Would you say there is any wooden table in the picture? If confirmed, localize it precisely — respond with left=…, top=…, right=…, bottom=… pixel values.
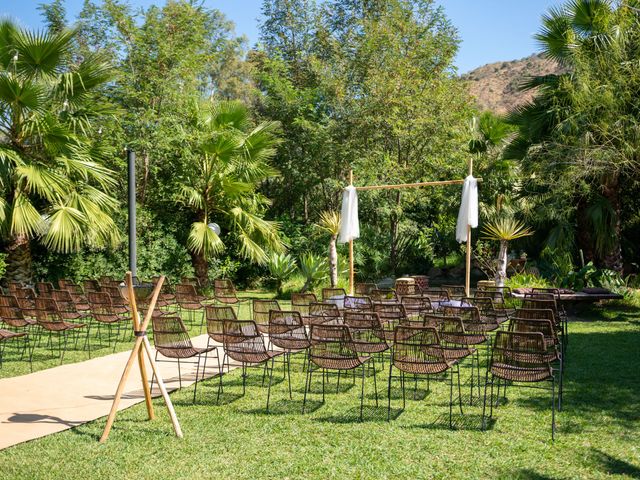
left=512, top=291, right=623, bottom=304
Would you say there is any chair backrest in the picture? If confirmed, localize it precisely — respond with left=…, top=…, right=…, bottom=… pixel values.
left=521, top=298, right=558, bottom=319
left=308, top=324, right=358, bottom=368
left=222, top=319, right=267, bottom=361
left=469, top=296, right=495, bottom=313
left=354, top=283, right=376, bottom=295
left=531, top=287, right=561, bottom=299
left=175, top=283, right=199, bottom=298
left=308, top=302, right=340, bottom=321
left=0, top=304, right=29, bottom=328
left=291, top=293, right=317, bottom=316
left=509, top=317, right=557, bottom=343
left=268, top=310, right=308, bottom=349
left=523, top=292, right=556, bottom=301
left=0, top=294, right=19, bottom=308
left=83, top=279, right=101, bottom=293
left=253, top=299, right=280, bottom=327
left=421, top=289, right=450, bottom=302
left=343, top=295, right=372, bottom=311
left=400, top=295, right=432, bottom=313
left=205, top=306, right=237, bottom=343
left=181, top=277, right=201, bottom=287
left=322, top=287, right=346, bottom=301
left=37, top=282, right=54, bottom=296
left=490, top=331, right=548, bottom=372
left=437, top=316, right=468, bottom=344
left=34, top=297, right=63, bottom=324
left=391, top=325, right=447, bottom=371
left=151, top=316, right=193, bottom=353
left=52, top=290, right=79, bottom=315
left=342, top=311, right=387, bottom=349
left=373, top=303, right=407, bottom=323
left=514, top=308, right=556, bottom=325
left=214, top=279, right=239, bottom=303
left=442, top=305, right=481, bottom=321
left=7, top=281, right=23, bottom=293
left=442, top=284, right=466, bottom=299
left=58, top=279, right=71, bottom=289
left=14, top=287, right=36, bottom=300
left=370, top=288, right=398, bottom=302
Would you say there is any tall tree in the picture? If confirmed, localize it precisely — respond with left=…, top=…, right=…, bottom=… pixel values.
left=0, top=20, right=120, bottom=283
left=178, top=101, right=284, bottom=282
left=506, top=0, right=640, bottom=272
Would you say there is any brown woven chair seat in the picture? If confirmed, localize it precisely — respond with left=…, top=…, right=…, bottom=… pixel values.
left=491, top=363, right=552, bottom=382
left=393, top=355, right=451, bottom=375
left=0, top=329, right=26, bottom=340
left=441, top=346, right=475, bottom=361
left=312, top=353, right=370, bottom=370
left=41, top=321, right=86, bottom=332
left=227, top=348, right=282, bottom=365
left=156, top=345, right=215, bottom=359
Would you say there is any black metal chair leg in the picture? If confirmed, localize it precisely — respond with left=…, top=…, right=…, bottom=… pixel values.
left=266, top=357, right=275, bottom=412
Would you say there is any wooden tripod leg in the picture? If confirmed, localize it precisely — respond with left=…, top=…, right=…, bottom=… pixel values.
left=142, top=336, right=183, bottom=438
left=99, top=336, right=144, bottom=443
left=138, top=346, right=155, bottom=420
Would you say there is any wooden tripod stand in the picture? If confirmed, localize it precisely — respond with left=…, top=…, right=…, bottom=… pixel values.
left=99, top=272, right=183, bottom=443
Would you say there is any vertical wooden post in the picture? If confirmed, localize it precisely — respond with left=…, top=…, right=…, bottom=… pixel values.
left=348, top=170, right=355, bottom=295
left=465, top=158, right=474, bottom=297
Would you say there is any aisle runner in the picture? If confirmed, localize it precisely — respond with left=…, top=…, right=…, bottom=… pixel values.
left=0, top=334, right=225, bottom=450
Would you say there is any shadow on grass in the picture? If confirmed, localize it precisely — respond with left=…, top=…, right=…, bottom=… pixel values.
left=591, top=449, right=640, bottom=478
left=409, top=413, right=487, bottom=431
left=315, top=405, right=401, bottom=423
left=510, top=468, right=560, bottom=480
left=245, top=399, right=323, bottom=415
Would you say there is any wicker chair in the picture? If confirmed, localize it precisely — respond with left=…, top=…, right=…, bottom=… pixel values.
left=101, top=285, right=130, bottom=315
left=88, top=292, right=131, bottom=350
left=468, top=297, right=509, bottom=325
left=291, top=292, right=317, bottom=322
left=52, top=290, right=87, bottom=322
left=343, top=295, right=373, bottom=312
left=342, top=311, right=389, bottom=358
left=400, top=295, right=432, bottom=319
left=442, top=285, right=466, bottom=300
left=213, top=279, right=251, bottom=316
left=37, top=282, right=55, bottom=296
left=395, top=282, right=420, bottom=297
left=219, top=319, right=285, bottom=410
left=34, top=297, right=89, bottom=362
left=354, top=283, right=377, bottom=295
left=387, top=324, right=463, bottom=426
left=269, top=310, right=311, bottom=399
left=203, top=306, right=235, bottom=393
left=252, top=299, right=281, bottom=334
left=442, top=305, right=499, bottom=334
left=151, top=316, right=216, bottom=403
left=374, top=303, right=408, bottom=341
left=83, top=279, right=101, bottom=294
left=0, top=301, right=37, bottom=330
left=308, top=302, right=341, bottom=325
left=482, top=331, right=557, bottom=439
left=370, top=288, right=398, bottom=303
left=303, top=323, right=377, bottom=420
left=509, top=316, right=563, bottom=409
left=61, top=284, right=91, bottom=313
left=175, top=284, right=207, bottom=330
left=421, top=288, right=450, bottom=303
left=0, top=328, right=30, bottom=369
left=14, top=287, right=38, bottom=318
left=321, top=287, right=346, bottom=302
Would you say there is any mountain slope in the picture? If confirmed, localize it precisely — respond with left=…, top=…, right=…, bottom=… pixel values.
left=462, top=53, right=565, bottom=115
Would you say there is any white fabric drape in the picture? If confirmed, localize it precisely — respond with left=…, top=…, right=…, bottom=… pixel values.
left=338, top=185, right=359, bottom=244
left=455, top=175, right=478, bottom=243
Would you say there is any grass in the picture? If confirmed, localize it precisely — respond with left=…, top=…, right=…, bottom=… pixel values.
left=1, top=299, right=639, bottom=479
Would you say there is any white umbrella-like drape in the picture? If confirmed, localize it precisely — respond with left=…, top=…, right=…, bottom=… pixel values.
left=455, top=175, right=478, bottom=242
left=338, top=185, right=359, bottom=244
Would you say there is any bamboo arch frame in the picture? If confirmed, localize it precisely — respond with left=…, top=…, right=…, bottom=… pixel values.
left=347, top=160, right=481, bottom=296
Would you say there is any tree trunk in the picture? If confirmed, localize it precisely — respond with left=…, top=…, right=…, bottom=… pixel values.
left=601, top=176, right=623, bottom=273
left=190, top=250, right=208, bottom=285
left=328, top=236, right=338, bottom=287
left=5, top=234, right=32, bottom=285
left=494, top=240, right=508, bottom=288
left=389, top=191, right=401, bottom=274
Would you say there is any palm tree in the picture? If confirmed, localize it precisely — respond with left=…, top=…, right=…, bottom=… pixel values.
left=315, top=210, right=341, bottom=287
left=0, top=21, right=120, bottom=283
left=505, top=0, right=640, bottom=272
left=179, top=100, right=285, bottom=282
left=482, top=217, right=533, bottom=287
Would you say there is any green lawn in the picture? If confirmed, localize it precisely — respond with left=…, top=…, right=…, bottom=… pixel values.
left=1, top=301, right=639, bottom=479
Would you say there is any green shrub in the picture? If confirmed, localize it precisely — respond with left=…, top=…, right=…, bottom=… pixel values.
left=505, top=272, right=551, bottom=290
left=267, top=253, right=297, bottom=296
left=299, top=253, right=329, bottom=292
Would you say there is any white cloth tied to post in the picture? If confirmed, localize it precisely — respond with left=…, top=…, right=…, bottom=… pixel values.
left=338, top=185, right=359, bottom=244
left=455, top=175, right=478, bottom=243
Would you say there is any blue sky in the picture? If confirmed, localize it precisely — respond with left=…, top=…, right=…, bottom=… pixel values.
left=2, top=0, right=562, bottom=73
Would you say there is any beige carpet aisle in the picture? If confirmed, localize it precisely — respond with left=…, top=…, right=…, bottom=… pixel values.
left=0, top=334, right=226, bottom=450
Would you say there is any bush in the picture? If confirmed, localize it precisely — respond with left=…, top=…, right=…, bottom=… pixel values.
left=267, top=252, right=297, bottom=296
left=299, top=253, right=329, bottom=292
left=506, top=272, right=551, bottom=290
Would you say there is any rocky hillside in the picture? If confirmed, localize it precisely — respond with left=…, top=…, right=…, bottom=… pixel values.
left=462, top=53, right=565, bottom=115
